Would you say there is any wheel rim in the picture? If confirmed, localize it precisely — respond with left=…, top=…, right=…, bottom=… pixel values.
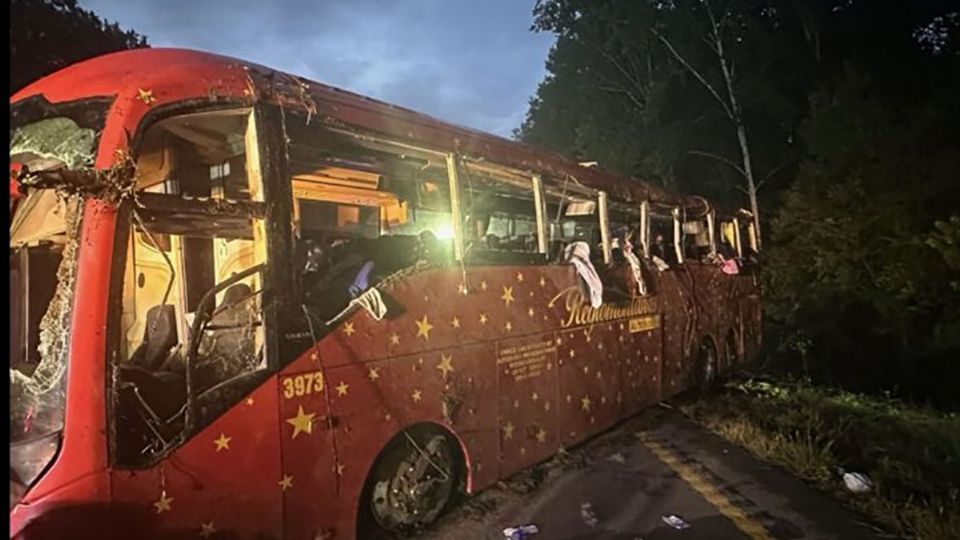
left=371, top=434, right=455, bottom=531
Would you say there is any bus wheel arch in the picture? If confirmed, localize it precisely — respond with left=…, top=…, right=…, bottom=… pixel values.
left=358, top=422, right=467, bottom=536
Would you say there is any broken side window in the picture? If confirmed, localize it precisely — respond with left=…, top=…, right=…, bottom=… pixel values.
left=113, top=109, right=271, bottom=466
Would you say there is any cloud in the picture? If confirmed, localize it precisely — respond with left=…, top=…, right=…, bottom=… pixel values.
left=78, top=0, right=554, bottom=136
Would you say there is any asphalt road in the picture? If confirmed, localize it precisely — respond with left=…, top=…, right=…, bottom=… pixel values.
left=416, top=406, right=880, bottom=540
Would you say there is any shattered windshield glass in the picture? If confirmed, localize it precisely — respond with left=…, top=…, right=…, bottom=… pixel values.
left=9, top=112, right=97, bottom=446
left=10, top=117, right=96, bottom=171
left=9, top=190, right=82, bottom=445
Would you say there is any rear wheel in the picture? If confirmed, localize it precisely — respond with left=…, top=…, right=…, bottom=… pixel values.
left=359, top=427, right=462, bottom=537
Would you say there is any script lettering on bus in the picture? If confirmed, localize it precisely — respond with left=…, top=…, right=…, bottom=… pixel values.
left=281, top=371, right=324, bottom=399
left=497, top=339, right=558, bottom=382
left=551, top=287, right=659, bottom=329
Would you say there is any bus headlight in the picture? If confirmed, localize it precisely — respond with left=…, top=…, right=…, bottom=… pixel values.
left=9, top=432, right=60, bottom=509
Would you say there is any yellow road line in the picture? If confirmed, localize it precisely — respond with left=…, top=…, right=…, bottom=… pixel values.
left=638, top=433, right=774, bottom=540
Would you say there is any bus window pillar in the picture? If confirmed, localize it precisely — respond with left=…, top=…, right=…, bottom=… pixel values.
left=532, top=174, right=548, bottom=255
left=672, top=207, right=684, bottom=264
left=598, top=191, right=612, bottom=264
left=707, top=210, right=717, bottom=257
left=444, top=153, right=465, bottom=262
left=748, top=220, right=759, bottom=253
left=732, top=216, right=743, bottom=258
left=640, top=200, right=650, bottom=257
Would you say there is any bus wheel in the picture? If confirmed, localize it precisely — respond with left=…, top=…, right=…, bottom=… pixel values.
left=694, top=338, right=718, bottom=392
left=363, top=427, right=461, bottom=535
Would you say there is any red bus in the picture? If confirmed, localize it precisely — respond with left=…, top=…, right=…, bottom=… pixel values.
left=9, top=48, right=762, bottom=540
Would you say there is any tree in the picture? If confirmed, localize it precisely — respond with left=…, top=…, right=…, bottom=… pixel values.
left=519, top=0, right=805, bottom=217
left=11, top=0, right=148, bottom=94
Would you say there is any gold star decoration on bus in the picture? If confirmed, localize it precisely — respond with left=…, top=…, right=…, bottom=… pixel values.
left=528, top=307, right=535, bottom=318
left=390, top=333, right=400, bottom=346
left=581, top=395, right=592, bottom=412
left=286, top=406, right=315, bottom=439
left=516, top=272, right=524, bottom=282
left=336, top=463, right=345, bottom=476
left=536, top=427, right=548, bottom=443
left=411, top=389, right=423, bottom=402
left=415, top=316, right=434, bottom=340
left=213, top=433, right=231, bottom=452
left=335, top=381, right=349, bottom=396
left=367, top=367, right=380, bottom=381
left=153, top=491, right=173, bottom=514
left=502, top=421, right=515, bottom=440
left=539, top=276, right=547, bottom=288
left=504, top=321, right=513, bottom=332
left=278, top=475, right=294, bottom=491
left=200, top=522, right=217, bottom=538
left=479, top=313, right=488, bottom=325
left=480, top=280, right=488, bottom=291
left=436, top=354, right=454, bottom=378
left=137, top=88, right=156, bottom=105
left=451, top=317, right=461, bottom=328
left=343, top=322, right=356, bottom=337
left=245, top=397, right=255, bottom=406
left=501, top=286, right=515, bottom=306
left=531, top=392, right=539, bottom=401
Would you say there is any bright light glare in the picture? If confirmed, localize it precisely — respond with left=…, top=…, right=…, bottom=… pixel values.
left=435, top=224, right=455, bottom=239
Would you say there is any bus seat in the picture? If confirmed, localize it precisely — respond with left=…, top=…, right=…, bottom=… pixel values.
left=129, top=305, right=178, bottom=371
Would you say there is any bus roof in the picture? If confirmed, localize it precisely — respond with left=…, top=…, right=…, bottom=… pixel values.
left=12, top=48, right=708, bottom=211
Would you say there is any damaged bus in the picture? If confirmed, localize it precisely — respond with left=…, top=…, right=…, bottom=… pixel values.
left=9, top=49, right=762, bottom=540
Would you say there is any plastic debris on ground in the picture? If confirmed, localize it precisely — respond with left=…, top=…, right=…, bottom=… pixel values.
left=837, top=468, right=873, bottom=493
left=503, top=524, right=539, bottom=539
left=580, top=502, right=599, bottom=527
left=607, top=452, right=626, bottom=464
left=662, top=515, right=691, bottom=529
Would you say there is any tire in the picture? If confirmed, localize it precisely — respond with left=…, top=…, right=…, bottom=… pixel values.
left=358, top=426, right=462, bottom=538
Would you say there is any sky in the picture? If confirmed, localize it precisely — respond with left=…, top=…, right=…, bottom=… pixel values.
left=78, top=0, right=556, bottom=138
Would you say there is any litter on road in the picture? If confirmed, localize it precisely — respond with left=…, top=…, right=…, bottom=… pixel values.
left=503, top=524, right=539, bottom=539
left=662, top=514, right=691, bottom=529
left=580, top=502, right=599, bottom=527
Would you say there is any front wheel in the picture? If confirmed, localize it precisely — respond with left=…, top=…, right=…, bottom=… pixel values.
left=360, top=427, right=462, bottom=537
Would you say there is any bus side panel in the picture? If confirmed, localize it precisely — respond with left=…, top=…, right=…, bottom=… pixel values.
left=557, top=323, right=621, bottom=446
left=619, top=320, right=664, bottom=416
left=276, top=357, right=339, bottom=540
left=657, top=271, right=688, bottom=399
left=496, top=332, right=560, bottom=477
left=109, top=377, right=284, bottom=540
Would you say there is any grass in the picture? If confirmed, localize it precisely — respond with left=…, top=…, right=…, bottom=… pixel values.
left=677, top=377, right=960, bottom=540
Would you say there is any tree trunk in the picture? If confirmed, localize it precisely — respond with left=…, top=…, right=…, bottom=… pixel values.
left=735, top=123, right=762, bottom=249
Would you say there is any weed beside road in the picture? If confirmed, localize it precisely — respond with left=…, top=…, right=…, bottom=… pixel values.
left=678, top=378, right=960, bottom=540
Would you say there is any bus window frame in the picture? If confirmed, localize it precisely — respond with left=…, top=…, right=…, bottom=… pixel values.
left=598, top=191, right=612, bottom=265
left=106, top=102, right=292, bottom=469
left=732, top=216, right=743, bottom=257
left=672, top=207, right=684, bottom=265
left=640, top=200, right=650, bottom=257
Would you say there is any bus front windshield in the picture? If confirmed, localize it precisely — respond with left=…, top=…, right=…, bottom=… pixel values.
left=9, top=114, right=93, bottom=452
